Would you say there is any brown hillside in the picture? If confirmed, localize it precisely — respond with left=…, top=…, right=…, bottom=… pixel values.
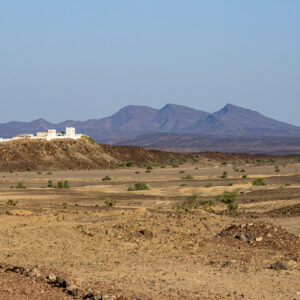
left=0, top=138, right=297, bottom=171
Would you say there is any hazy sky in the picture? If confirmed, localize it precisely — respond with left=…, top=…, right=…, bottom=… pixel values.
left=1, top=1, right=299, bottom=125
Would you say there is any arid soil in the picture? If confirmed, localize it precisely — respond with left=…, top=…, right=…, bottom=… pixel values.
left=0, top=156, right=300, bottom=299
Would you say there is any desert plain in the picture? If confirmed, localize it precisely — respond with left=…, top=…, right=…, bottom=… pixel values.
left=0, top=157, right=300, bottom=299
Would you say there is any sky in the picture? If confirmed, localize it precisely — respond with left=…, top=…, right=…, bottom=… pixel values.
left=0, top=1, right=299, bottom=125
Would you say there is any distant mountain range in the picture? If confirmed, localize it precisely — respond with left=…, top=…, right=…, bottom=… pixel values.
left=1, top=103, right=300, bottom=153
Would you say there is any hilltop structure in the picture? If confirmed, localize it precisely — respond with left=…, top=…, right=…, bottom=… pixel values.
left=0, top=127, right=83, bottom=143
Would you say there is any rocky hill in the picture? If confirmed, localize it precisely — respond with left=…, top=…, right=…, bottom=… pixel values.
left=0, top=138, right=297, bottom=171
left=0, top=139, right=196, bottom=171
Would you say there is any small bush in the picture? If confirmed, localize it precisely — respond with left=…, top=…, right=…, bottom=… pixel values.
left=217, top=189, right=240, bottom=212
left=199, top=199, right=216, bottom=211
left=179, top=170, right=185, bottom=174
left=181, top=174, right=194, bottom=180
left=200, top=199, right=216, bottom=206
left=242, top=175, right=247, bottom=179
left=47, top=172, right=53, bottom=175
left=180, top=183, right=187, bottom=186
left=295, top=157, right=300, bottom=162
left=135, top=171, right=140, bottom=174
left=146, top=165, right=153, bottom=170
left=119, top=163, right=125, bottom=167
left=135, top=182, right=149, bottom=190
left=102, top=176, right=112, bottom=181
left=63, top=180, right=70, bottom=188
left=82, top=135, right=96, bottom=144
left=128, top=182, right=149, bottom=191
left=62, top=202, right=68, bottom=208
left=222, top=162, right=228, bottom=165
left=9, top=169, right=14, bottom=173
left=47, top=180, right=54, bottom=188
left=173, top=194, right=199, bottom=212
left=126, top=161, right=135, bottom=167
left=37, top=172, right=42, bottom=175
left=240, top=169, right=246, bottom=172
left=16, top=182, right=26, bottom=189
left=7, top=199, right=18, bottom=206
left=57, top=181, right=64, bottom=189
left=221, top=171, right=228, bottom=179
left=104, top=199, right=116, bottom=207
left=145, top=170, right=151, bottom=173
left=274, top=166, right=280, bottom=172
left=252, top=178, right=267, bottom=186
left=160, top=165, right=165, bottom=168
left=205, top=182, right=213, bottom=188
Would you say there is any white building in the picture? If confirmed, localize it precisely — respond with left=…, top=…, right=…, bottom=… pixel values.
left=0, top=127, right=84, bottom=143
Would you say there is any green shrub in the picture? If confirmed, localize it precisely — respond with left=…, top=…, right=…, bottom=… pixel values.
left=47, top=180, right=54, bottom=188
left=37, top=172, right=42, bottom=175
left=217, top=189, right=240, bottom=212
left=7, top=199, right=18, bottom=206
left=180, top=183, right=187, bottom=186
left=205, top=182, right=213, bottom=188
left=47, top=171, right=53, bottom=175
left=63, top=180, right=70, bottom=188
left=57, top=181, right=64, bottom=189
left=221, top=171, right=228, bottom=179
left=135, top=182, right=149, bottom=190
left=274, top=166, right=280, bottom=172
left=82, top=135, right=96, bottom=144
left=119, top=163, right=125, bottom=167
left=199, top=199, right=216, bottom=211
left=16, top=182, right=26, bottom=189
left=240, top=169, right=246, bottom=172
left=128, top=182, right=149, bottom=191
left=181, top=174, right=194, bottom=180
left=9, top=169, right=14, bottom=173
left=173, top=194, right=199, bottom=212
left=295, top=157, right=300, bottom=162
left=102, top=176, right=112, bottom=181
left=104, top=199, right=116, bottom=207
left=62, top=202, right=67, bottom=208
left=126, top=161, right=135, bottom=167
left=242, top=175, right=247, bottom=179
left=145, top=170, right=151, bottom=173
left=146, top=165, right=153, bottom=170
left=179, top=170, right=185, bottom=174
left=252, top=178, right=267, bottom=186
left=222, top=162, right=228, bottom=165
left=135, top=171, right=140, bottom=174
left=199, top=199, right=216, bottom=206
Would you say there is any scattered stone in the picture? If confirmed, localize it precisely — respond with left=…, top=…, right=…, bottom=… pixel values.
left=139, top=229, right=153, bottom=237
left=48, top=273, right=57, bottom=283
left=235, top=232, right=249, bottom=242
left=5, top=266, right=27, bottom=275
left=30, top=266, right=41, bottom=278
left=66, top=284, right=80, bottom=295
left=269, top=262, right=289, bottom=270
left=255, top=236, right=263, bottom=242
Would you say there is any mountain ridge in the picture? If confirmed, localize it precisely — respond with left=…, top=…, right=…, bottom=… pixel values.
left=0, top=104, right=300, bottom=144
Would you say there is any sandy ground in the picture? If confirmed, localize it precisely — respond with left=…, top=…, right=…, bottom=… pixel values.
left=0, top=160, right=300, bottom=299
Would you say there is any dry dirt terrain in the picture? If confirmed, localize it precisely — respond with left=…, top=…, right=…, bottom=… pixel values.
left=0, top=152, right=300, bottom=299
